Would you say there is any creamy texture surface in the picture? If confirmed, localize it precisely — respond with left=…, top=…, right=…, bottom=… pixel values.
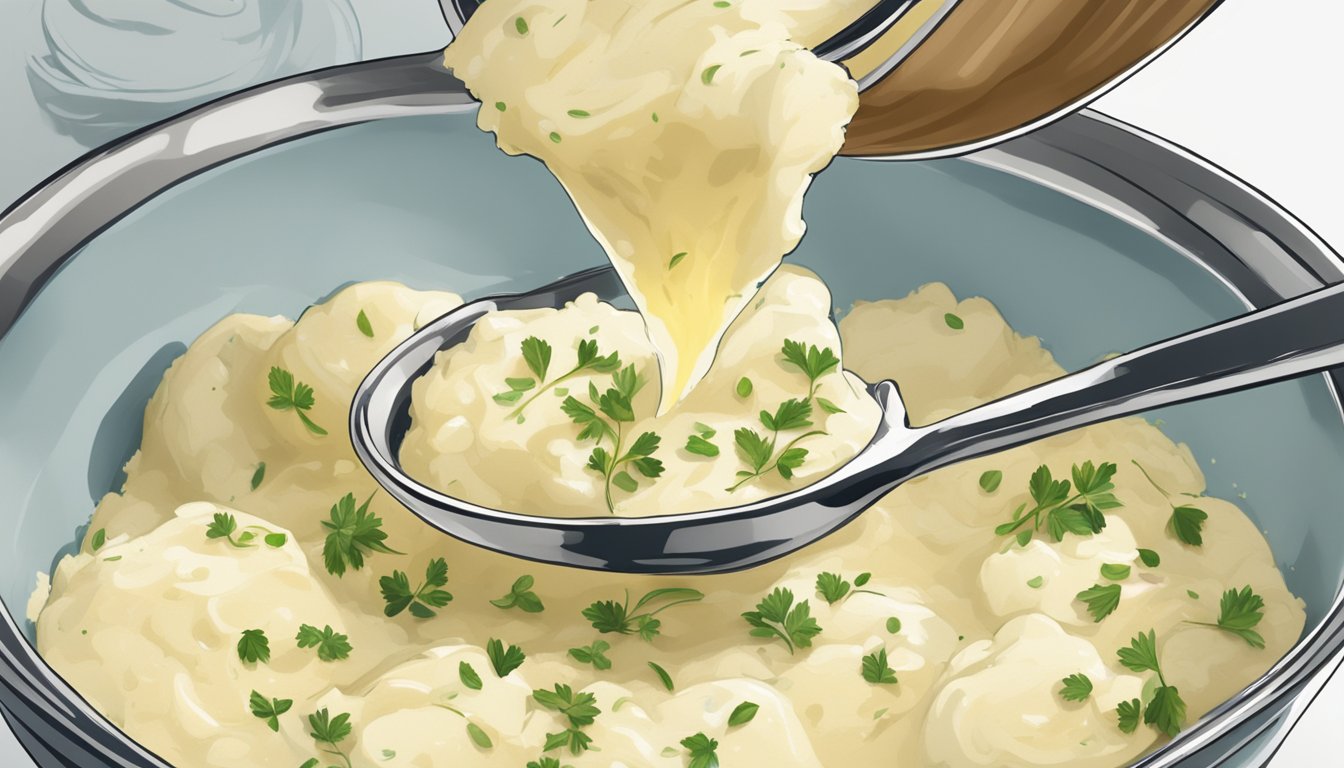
left=33, top=279, right=1304, bottom=767
left=443, top=0, right=861, bottom=409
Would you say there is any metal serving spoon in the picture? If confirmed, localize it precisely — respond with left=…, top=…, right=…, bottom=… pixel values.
left=352, top=263, right=1344, bottom=575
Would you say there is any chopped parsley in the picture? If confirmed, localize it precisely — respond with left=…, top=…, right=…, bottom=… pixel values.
left=562, top=364, right=663, bottom=513
left=248, top=690, right=292, bottom=732
left=742, top=587, right=821, bottom=654
left=581, top=588, right=704, bottom=641
left=1076, top=583, right=1122, bottom=622
left=459, top=661, right=483, bottom=690
left=886, top=616, right=902, bottom=634
left=668, top=251, right=688, bottom=269
left=685, top=422, right=720, bottom=457
left=89, top=528, right=107, bottom=552
left=295, top=624, right=352, bottom=662
left=356, top=309, right=374, bottom=338
left=514, top=17, right=529, bottom=35
left=306, top=708, right=353, bottom=768
left=527, top=759, right=569, bottom=768
left=1115, top=629, right=1186, bottom=737
left=250, top=463, right=265, bottom=490
left=1132, top=460, right=1207, bottom=546
left=1138, top=548, right=1161, bottom=567
left=466, top=722, right=493, bottom=749
left=728, top=701, right=759, bottom=727
left=815, top=571, right=882, bottom=604
left=496, top=337, right=619, bottom=420
left=321, top=492, right=400, bottom=576
left=265, top=366, right=327, bottom=436
left=534, top=684, right=600, bottom=755
left=1190, top=585, right=1266, bottom=648
left=237, top=628, right=271, bottom=664
left=567, top=109, right=591, bottom=118
left=205, top=512, right=285, bottom=549
left=1101, top=563, right=1132, bottom=581
left=994, top=461, right=1121, bottom=546
left=648, top=661, right=674, bottom=690
left=780, top=339, right=840, bottom=400
left=861, top=648, right=898, bottom=685
left=944, top=312, right=964, bottom=330
left=701, top=65, right=722, bottom=85
left=978, top=470, right=1003, bottom=493
left=736, top=377, right=753, bottom=397
left=487, top=637, right=526, bottom=677
left=1059, top=673, right=1093, bottom=702
left=681, top=732, right=719, bottom=768
left=380, top=557, right=453, bottom=618
left=568, top=640, right=612, bottom=670
left=1026, top=576, right=1044, bottom=589
left=490, top=575, right=544, bottom=613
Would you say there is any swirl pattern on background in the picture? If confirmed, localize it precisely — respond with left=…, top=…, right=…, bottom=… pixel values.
left=27, top=0, right=362, bottom=145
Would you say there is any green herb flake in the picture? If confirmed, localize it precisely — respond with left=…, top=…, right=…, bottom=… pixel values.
left=265, top=366, right=327, bottom=436
left=648, top=661, right=674, bottom=690
left=944, top=312, right=964, bottom=330
left=1076, top=583, right=1121, bottom=622
left=1026, top=576, right=1044, bottom=589
left=515, top=17, right=529, bottom=35
left=978, top=470, right=1003, bottom=493
left=1059, top=673, right=1093, bottom=702
left=722, top=701, right=759, bottom=730
left=567, top=109, right=591, bottom=118
left=295, top=624, right=352, bottom=661
left=90, top=528, right=106, bottom=552
left=249, top=463, right=266, bottom=491
left=681, top=732, right=719, bottom=768
left=742, top=587, right=821, bottom=654
left=1101, top=563, right=1132, bottom=581
left=491, top=574, right=544, bottom=613
left=237, top=628, right=271, bottom=664
left=467, top=722, right=492, bottom=749
left=668, top=251, right=687, bottom=269
left=568, top=640, right=613, bottom=670
left=248, top=690, right=292, bottom=732
left=1138, top=548, right=1161, bottom=567
left=1187, top=589, right=1200, bottom=599
left=459, top=660, right=483, bottom=690
left=322, top=492, right=400, bottom=576
left=886, top=616, right=902, bottom=634
left=1193, top=585, right=1265, bottom=648
left=356, top=309, right=374, bottom=338
left=380, top=558, right=452, bottom=619
left=495, top=101, right=507, bottom=112
left=1116, top=698, right=1142, bottom=734
left=1170, top=505, right=1208, bottom=546
left=582, top=587, right=703, bottom=641
left=736, top=377, right=753, bottom=398
left=487, top=638, right=526, bottom=677
left=994, top=461, right=1121, bottom=546
left=701, top=65, right=722, bottom=85
left=861, top=648, right=899, bottom=685
left=549, top=131, right=562, bottom=144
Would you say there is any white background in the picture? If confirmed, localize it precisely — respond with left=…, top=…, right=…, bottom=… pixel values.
left=0, top=0, right=1340, bottom=764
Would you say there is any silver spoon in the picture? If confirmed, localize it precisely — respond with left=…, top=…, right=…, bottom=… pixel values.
left=351, top=263, right=1344, bottom=574
left=0, top=0, right=958, bottom=334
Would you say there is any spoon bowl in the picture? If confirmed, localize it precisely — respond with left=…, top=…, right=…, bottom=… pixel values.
left=351, top=263, right=1344, bottom=574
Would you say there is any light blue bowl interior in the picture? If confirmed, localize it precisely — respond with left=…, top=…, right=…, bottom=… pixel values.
left=1, top=115, right=1341, bottom=759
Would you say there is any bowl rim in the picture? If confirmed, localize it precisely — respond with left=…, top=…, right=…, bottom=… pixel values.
left=0, top=108, right=1341, bottom=766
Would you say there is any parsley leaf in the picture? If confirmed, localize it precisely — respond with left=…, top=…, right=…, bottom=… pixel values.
left=487, top=637, right=526, bottom=677
left=466, top=722, right=492, bottom=749
left=266, top=366, right=327, bottom=436
left=1138, top=548, right=1161, bottom=567
left=994, top=461, right=1121, bottom=545
left=248, top=690, right=292, bottom=732
left=979, top=470, right=1003, bottom=493
left=781, top=339, right=840, bottom=399
left=861, top=648, right=899, bottom=685
left=1101, top=563, right=1131, bottom=581
left=685, top=422, right=720, bottom=457
left=681, top=732, right=720, bottom=768
left=205, top=512, right=285, bottom=550
left=816, top=571, right=881, bottom=604
left=1192, top=585, right=1266, bottom=648
left=459, top=661, right=483, bottom=690
left=567, top=640, right=612, bottom=670
left=1116, top=698, right=1142, bottom=734
left=1115, top=629, right=1187, bottom=737
left=526, top=759, right=569, bottom=768
left=648, top=661, right=674, bottom=690
left=237, top=628, right=270, bottom=664
left=581, top=588, right=703, bottom=641
left=741, top=587, right=822, bottom=654
left=380, top=557, right=453, bottom=618
left=1170, top=505, right=1208, bottom=546
left=306, top=708, right=353, bottom=767
left=356, top=309, right=374, bottom=338
left=490, top=574, right=544, bottom=613
left=321, top=492, right=400, bottom=576
left=1076, top=583, right=1122, bottom=622
left=500, top=337, right=620, bottom=420
left=1059, top=673, right=1093, bottom=702
left=295, top=624, right=352, bottom=662
left=564, top=364, right=662, bottom=512
left=728, top=701, right=759, bottom=727
left=533, top=684, right=600, bottom=755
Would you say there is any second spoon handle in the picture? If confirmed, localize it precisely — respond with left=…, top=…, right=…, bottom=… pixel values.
left=907, top=280, right=1344, bottom=474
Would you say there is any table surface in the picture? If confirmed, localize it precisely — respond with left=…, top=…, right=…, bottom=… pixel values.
left=0, top=0, right=1338, bottom=764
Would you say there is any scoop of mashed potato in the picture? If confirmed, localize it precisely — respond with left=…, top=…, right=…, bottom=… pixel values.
left=401, top=266, right=882, bottom=516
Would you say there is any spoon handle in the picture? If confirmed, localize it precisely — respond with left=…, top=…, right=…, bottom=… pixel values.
left=0, top=51, right=473, bottom=338
left=908, top=281, right=1344, bottom=473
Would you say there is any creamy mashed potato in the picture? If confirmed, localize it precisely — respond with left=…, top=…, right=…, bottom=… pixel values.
left=401, top=266, right=881, bottom=516
left=32, top=278, right=1303, bottom=767
left=443, top=0, right=861, bottom=409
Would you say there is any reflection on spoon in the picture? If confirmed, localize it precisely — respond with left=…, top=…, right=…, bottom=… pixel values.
left=27, top=0, right=362, bottom=146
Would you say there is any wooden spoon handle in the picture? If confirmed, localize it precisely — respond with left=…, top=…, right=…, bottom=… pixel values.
left=841, top=0, right=1222, bottom=157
